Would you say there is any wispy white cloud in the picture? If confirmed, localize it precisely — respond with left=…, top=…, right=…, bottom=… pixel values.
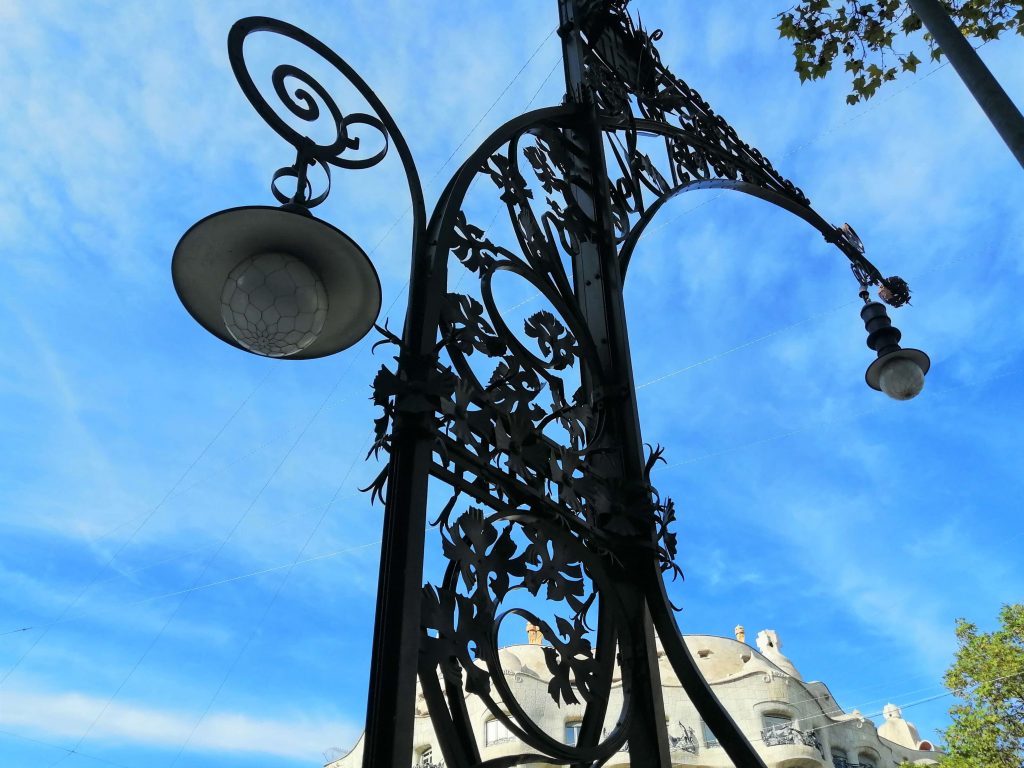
left=0, top=687, right=359, bottom=760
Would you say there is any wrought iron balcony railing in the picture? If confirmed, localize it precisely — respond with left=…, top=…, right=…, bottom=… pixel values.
left=832, top=758, right=877, bottom=768
left=761, top=723, right=824, bottom=757
left=668, top=724, right=699, bottom=755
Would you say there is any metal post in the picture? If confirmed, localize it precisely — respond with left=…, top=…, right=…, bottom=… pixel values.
left=906, top=0, right=1024, bottom=169
left=558, top=1, right=671, bottom=764
left=360, top=181, right=442, bottom=768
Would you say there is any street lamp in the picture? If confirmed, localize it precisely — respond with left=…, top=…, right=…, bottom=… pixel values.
left=172, top=205, right=381, bottom=358
left=171, top=3, right=931, bottom=768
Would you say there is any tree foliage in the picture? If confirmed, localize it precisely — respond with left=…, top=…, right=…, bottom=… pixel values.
left=940, top=603, right=1024, bottom=768
left=777, top=1, right=1024, bottom=103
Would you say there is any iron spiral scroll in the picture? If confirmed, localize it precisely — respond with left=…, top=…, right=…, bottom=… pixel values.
left=226, top=16, right=424, bottom=228
left=223, top=6, right=912, bottom=768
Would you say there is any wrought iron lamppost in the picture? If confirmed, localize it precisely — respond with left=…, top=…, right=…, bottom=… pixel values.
left=172, top=2, right=931, bottom=767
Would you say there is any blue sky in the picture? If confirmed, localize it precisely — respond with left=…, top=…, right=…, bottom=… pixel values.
left=1, top=1, right=1022, bottom=766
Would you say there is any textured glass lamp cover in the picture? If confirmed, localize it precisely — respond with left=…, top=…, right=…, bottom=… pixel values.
left=221, top=252, right=329, bottom=357
left=172, top=206, right=381, bottom=359
left=877, top=356, right=926, bottom=401
left=865, top=347, right=930, bottom=401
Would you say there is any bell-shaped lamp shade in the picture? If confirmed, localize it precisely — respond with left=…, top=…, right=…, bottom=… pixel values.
left=865, top=348, right=930, bottom=401
left=172, top=206, right=381, bottom=359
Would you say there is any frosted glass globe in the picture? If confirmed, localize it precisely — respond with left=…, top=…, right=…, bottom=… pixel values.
left=878, top=357, right=925, bottom=401
left=220, top=252, right=329, bottom=357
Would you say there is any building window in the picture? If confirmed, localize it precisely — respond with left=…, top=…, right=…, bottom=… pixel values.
left=485, top=717, right=513, bottom=745
left=831, top=749, right=849, bottom=768
left=762, top=712, right=792, bottom=731
left=418, top=747, right=435, bottom=767
left=565, top=720, right=582, bottom=745
left=700, top=720, right=719, bottom=748
left=857, top=754, right=876, bottom=768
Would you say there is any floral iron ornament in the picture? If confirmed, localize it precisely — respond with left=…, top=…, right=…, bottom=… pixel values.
left=171, top=2, right=930, bottom=767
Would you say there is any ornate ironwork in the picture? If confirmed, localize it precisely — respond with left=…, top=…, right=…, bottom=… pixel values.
left=208, top=4, right=922, bottom=768
left=832, top=758, right=877, bottom=768
left=761, top=723, right=825, bottom=757
left=365, top=105, right=648, bottom=766
left=669, top=723, right=699, bottom=754
left=228, top=18, right=396, bottom=209
left=577, top=1, right=808, bottom=204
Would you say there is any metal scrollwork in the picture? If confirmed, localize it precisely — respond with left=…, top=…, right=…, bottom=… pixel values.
left=426, top=121, right=632, bottom=764
left=577, top=2, right=808, bottom=206
left=360, top=3, right=914, bottom=767
left=228, top=17, right=392, bottom=207
left=367, top=108, right=660, bottom=765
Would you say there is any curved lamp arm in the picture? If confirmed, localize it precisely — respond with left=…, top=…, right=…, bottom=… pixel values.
left=227, top=17, right=427, bottom=278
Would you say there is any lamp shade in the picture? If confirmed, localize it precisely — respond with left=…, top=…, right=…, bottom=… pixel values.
left=865, top=348, right=931, bottom=399
left=172, top=206, right=381, bottom=359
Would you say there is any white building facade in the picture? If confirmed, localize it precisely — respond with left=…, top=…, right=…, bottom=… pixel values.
left=326, top=627, right=939, bottom=768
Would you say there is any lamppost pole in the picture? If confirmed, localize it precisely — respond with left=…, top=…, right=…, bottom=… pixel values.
left=171, top=4, right=931, bottom=768
left=905, top=0, right=1024, bottom=169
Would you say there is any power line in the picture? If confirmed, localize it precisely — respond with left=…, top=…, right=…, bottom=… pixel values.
left=644, top=48, right=964, bottom=240
left=0, top=729, right=135, bottom=768
left=43, top=346, right=368, bottom=766
left=636, top=301, right=858, bottom=390
left=0, top=369, right=273, bottom=689
left=0, top=540, right=378, bottom=639
left=362, top=26, right=559, bottom=259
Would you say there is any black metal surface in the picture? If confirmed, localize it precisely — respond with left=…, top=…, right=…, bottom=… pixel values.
left=228, top=18, right=393, bottom=209
left=206, top=6, right=922, bottom=768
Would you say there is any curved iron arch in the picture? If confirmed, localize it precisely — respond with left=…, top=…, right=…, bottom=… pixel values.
left=611, top=119, right=881, bottom=285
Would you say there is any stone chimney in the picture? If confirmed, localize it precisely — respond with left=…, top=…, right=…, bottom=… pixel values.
left=755, top=629, right=803, bottom=680
left=734, top=625, right=746, bottom=643
left=526, top=623, right=543, bottom=645
left=878, top=703, right=926, bottom=749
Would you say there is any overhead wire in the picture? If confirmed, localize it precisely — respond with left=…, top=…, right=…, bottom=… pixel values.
left=635, top=300, right=860, bottom=390
left=0, top=729, right=134, bottom=768
left=164, top=433, right=379, bottom=767
left=775, top=667, right=1024, bottom=743
left=362, top=26, right=559, bottom=260
left=0, top=539, right=378, bottom=639
left=0, top=368, right=273, bottom=689
left=42, top=348, right=370, bottom=767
